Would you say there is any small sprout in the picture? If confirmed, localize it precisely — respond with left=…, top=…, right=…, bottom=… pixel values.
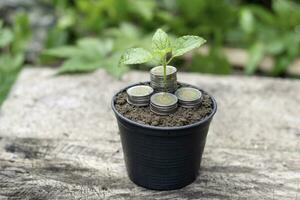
left=119, top=29, right=206, bottom=90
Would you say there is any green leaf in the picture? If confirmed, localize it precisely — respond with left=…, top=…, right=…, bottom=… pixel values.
left=265, top=39, right=285, bottom=55
left=152, top=29, right=171, bottom=55
left=249, top=6, right=275, bottom=25
left=189, top=50, right=232, bottom=75
left=77, top=38, right=113, bottom=57
left=119, top=48, right=152, bottom=65
left=129, top=0, right=156, bottom=20
left=240, top=8, right=254, bottom=34
left=245, top=43, right=265, bottom=75
left=105, top=53, right=129, bottom=79
left=11, top=54, right=24, bottom=70
left=172, top=36, right=206, bottom=57
left=0, top=53, right=24, bottom=72
left=11, top=12, right=30, bottom=54
left=43, top=46, right=83, bottom=58
left=44, top=38, right=113, bottom=62
left=105, top=23, right=141, bottom=39
left=57, top=58, right=102, bottom=74
left=57, top=10, right=75, bottom=29
left=272, top=56, right=292, bottom=76
left=0, top=28, right=13, bottom=48
left=0, top=53, right=23, bottom=105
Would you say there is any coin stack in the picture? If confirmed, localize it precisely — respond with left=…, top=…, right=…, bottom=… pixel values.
left=175, top=87, right=202, bottom=108
left=150, top=65, right=177, bottom=93
left=126, top=85, right=154, bottom=106
left=150, top=92, right=178, bottom=115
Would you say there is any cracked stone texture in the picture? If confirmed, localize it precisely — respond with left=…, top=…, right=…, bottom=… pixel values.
left=0, top=67, right=299, bottom=199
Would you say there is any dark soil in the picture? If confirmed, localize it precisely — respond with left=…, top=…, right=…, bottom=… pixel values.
left=114, top=86, right=214, bottom=127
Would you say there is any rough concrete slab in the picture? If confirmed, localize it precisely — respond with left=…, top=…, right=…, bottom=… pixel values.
left=0, top=67, right=299, bottom=199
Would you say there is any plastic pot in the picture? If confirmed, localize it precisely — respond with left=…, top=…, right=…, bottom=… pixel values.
left=111, top=82, right=217, bottom=190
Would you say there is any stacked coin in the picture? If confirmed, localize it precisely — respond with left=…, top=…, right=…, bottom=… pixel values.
left=150, top=92, right=178, bottom=115
left=175, top=87, right=202, bottom=108
left=150, top=65, right=177, bottom=93
left=126, top=85, right=154, bottom=106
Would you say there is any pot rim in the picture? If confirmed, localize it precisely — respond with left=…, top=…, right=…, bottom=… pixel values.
left=111, top=81, right=217, bottom=131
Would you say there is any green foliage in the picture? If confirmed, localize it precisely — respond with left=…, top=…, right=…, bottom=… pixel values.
left=0, top=22, right=13, bottom=48
left=119, top=28, right=206, bottom=86
left=39, top=0, right=300, bottom=77
left=239, top=0, right=300, bottom=75
left=120, top=29, right=206, bottom=67
left=37, top=0, right=300, bottom=78
left=245, top=42, right=264, bottom=75
left=11, top=12, right=31, bottom=54
left=172, top=36, right=206, bottom=58
left=43, top=22, right=155, bottom=78
left=240, top=9, right=255, bottom=34
left=2, top=0, right=300, bottom=105
left=120, top=48, right=153, bottom=65
left=170, top=0, right=238, bottom=37
left=151, top=29, right=172, bottom=56
left=43, top=0, right=157, bottom=47
left=189, top=49, right=232, bottom=75
left=0, top=13, right=30, bottom=105
left=43, top=38, right=116, bottom=75
left=104, top=23, right=152, bottom=51
left=0, top=54, right=23, bottom=105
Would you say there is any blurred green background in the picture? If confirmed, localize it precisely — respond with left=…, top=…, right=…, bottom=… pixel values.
left=1, top=0, right=300, bottom=105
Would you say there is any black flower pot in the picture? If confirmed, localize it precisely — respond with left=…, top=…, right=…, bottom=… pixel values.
left=111, top=82, right=217, bottom=190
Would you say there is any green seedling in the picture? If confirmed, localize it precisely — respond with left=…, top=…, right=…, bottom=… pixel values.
left=119, top=29, right=206, bottom=90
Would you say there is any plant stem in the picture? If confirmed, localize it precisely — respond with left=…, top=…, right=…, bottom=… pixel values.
left=166, top=56, right=174, bottom=65
left=163, top=55, right=167, bottom=91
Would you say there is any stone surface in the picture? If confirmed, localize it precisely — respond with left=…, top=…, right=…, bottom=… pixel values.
left=0, top=67, right=299, bottom=199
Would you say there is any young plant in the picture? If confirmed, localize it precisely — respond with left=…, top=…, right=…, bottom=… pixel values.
left=119, top=29, right=206, bottom=88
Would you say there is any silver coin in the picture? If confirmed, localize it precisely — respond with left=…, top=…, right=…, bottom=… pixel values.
left=175, top=87, right=202, bottom=101
left=150, top=92, right=178, bottom=115
left=127, top=98, right=149, bottom=107
left=177, top=101, right=202, bottom=108
left=150, top=83, right=177, bottom=88
left=150, top=65, right=177, bottom=76
left=151, top=81, right=176, bottom=85
left=150, top=104, right=177, bottom=115
left=127, top=85, right=154, bottom=97
left=126, top=85, right=153, bottom=107
left=150, top=66, right=177, bottom=93
left=150, top=87, right=177, bottom=94
left=150, top=82, right=177, bottom=93
left=151, top=92, right=177, bottom=107
left=127, top=98, right=150, bottom=106
left=150, top=80, right=171, bottom=84
left=150, top=80, right=176, bottom=85
left=150, top=75, right=177, bottom=80
left=175, top=87, right=202, bottom=108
